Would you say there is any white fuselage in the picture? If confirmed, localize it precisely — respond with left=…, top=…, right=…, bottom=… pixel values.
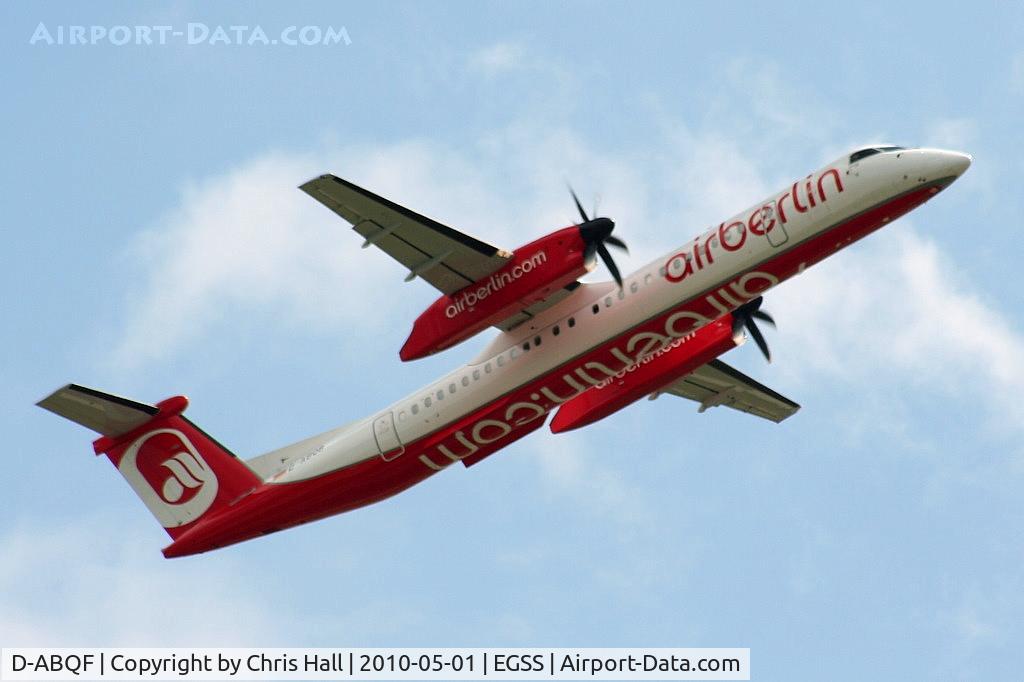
left=268, top=147, right=971, bottom=483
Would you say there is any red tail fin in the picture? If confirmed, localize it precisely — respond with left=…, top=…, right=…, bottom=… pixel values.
left=39, top=386, right=261, bottom=540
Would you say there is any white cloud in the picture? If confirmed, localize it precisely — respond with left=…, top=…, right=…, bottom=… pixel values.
left=109, top=141, right=540, bottom=368
left=464, top=41, right=576, bottom=90
left=954, top=603, right=999, bottom=642
left=771, top=223, right=1024, bottom=439
left=667, top=131, right=771, bottom=224
left=1012, top=52, right=1024, bottom=93
left=925, top=118, right=978, bottom=150
left=107, top=127, right=752, bottom=368
left=527, top=429, right=653, bottom=528
left=933, top=583, right=1014, bottom=668
left=0, top=517, right=281, bottom=645
left=467, top=42, right=529, bottom=75
left=111, top=151, right=393, bottom=368
left=724, top=59, right=813, bottom=137
left=709, top=58, right=844, bottom=163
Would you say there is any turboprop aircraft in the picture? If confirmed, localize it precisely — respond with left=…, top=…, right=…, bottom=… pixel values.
left=38, top=145, right=971, bottom=557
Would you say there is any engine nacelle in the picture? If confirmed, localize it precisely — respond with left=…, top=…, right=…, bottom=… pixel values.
left=400, top=226, right=590, bottom=361
left=549, top=315, right=741, bottom=433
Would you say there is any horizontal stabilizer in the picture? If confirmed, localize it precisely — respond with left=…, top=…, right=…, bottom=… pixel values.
left=37, top=384, right=158, bottom=437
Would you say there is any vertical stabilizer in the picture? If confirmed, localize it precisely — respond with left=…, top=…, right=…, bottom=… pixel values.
left=38, top=384, right=261, bottom=540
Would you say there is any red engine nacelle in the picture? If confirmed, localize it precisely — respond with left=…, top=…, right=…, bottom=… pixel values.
left=400, top=226, right=590, bottom=361
left=549, top=315, right=741, bottom=433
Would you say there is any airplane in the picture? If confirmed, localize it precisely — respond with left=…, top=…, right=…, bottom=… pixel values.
left=38, top=145, right=971, bottom=557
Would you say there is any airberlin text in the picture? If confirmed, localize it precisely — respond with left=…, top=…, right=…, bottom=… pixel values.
left=592, top=332, right=697, bottom=390
left=446, top=251, right=548, bottom=318
left=665, top=167, right=843, bottom=284
left=419, top=270, right=779, bottom=470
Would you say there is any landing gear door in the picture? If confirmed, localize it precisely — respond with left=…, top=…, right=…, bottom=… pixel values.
left=761, top=202, right=789, bottom=247
left=373, top=412, right=404, bottom=461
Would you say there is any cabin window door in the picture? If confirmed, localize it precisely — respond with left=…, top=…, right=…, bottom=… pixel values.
left=373, top=412, right=404, bottom=461
left=762, top=201, right=789, bottom=247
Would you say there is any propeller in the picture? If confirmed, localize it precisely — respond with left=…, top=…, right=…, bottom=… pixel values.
left=732, top=296, right=776, bottom=363
left=568, top=185, right=628, bottom=288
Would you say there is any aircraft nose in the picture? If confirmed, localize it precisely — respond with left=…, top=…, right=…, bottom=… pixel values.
left=933, top=148, right=970, bottom=176
left=941, top=150, right=972, bottom=177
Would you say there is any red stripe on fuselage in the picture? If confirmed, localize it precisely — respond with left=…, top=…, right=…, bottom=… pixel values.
left=162, top=179, right=949, bottom=557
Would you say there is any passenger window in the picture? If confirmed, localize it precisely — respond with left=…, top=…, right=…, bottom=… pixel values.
left=449, top=383, right=456, bottom=394
left=534, top=336, right=541, bottom=347
left=523, top=342, right=531, bottom=351
left=644, top=273, right=652, bottom=285
left=462, top=376, right=470, bottom=387
left=568, top=317, right=576, bottom=328
left=436, top=390, right=444, bottom=401
left=485, top=363, right=492, bottom=374
left=630, top=281, right=639, bottom=294
left=592, top=304, right=599, bottom=314
left=411, top=404, right=419, bottom=415
left=424, top=396, right=432, bottom=407
left=553, top=325, right=560, bottom=336
left=497, top=354, right=505, bottom=367
left=617, top=289, right=625, bottom=300
left=510, top=346, right=519, bottom=359
left=399, top=411, right=407, bottom=421
left=473, top=369, right=481, bottom=380
left=605, top=296, right=613, bottom=307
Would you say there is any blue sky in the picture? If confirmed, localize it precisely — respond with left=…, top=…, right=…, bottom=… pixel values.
left=4, top=1, right=1024, bottom=679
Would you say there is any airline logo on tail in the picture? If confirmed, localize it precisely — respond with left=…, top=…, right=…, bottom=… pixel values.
left=118, top=429, right=219, bottom=528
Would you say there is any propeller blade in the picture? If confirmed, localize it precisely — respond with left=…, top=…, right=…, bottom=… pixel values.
left=567, top=187, right=624, bottom=286
left=731, top=296, right=775, bottom=363
left=568, top=185, right=589, bottom=222
left=604, top=235, right=629, bottom=253
left=597, top=242, right=623, bottom=288
left=745, top=319, right=772, bottom=363
left=583, top=240, right=599, bottom=269
left=751, top=310, right=776, bottom=327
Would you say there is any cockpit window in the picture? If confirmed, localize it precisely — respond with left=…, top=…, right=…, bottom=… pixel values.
left=849, top=146, right=905, bottom=164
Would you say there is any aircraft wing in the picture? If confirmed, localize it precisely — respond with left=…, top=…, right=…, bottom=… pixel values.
left=300, top=174, right=513, bottom=296
left=659, top=359, right=800, bottom=423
